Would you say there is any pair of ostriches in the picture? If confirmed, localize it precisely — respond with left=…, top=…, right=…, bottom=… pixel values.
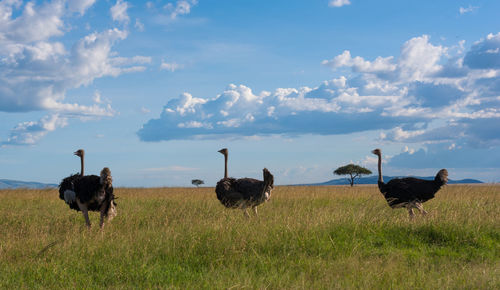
left=59, top=148, right=447, bottom=228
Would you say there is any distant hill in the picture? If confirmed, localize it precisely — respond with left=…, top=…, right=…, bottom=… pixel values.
left=0, top=179, right=58, bottom=189
left=295, top=175, right=483, bottom=186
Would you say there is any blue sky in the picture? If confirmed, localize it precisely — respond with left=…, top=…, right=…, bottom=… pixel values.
left=0, top=0, right=499, bottom=187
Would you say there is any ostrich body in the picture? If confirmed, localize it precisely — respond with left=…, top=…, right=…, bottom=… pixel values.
left=372, top=148, right=448, bottom=218
left=58, top=150, right=116, bottom=228
left=71, top=167, right=116, bottom=228
left=215, top=148, right=274, bottom=217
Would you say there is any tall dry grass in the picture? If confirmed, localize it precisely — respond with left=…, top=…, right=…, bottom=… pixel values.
left=0, top=185, right=498, bottom=288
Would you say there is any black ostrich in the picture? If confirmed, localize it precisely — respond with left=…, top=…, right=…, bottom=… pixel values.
left=215, top=148, right=274, bottom=217
left=59, top=150, right=116, bottom=228
left=372, top=148, right=448, bottom=218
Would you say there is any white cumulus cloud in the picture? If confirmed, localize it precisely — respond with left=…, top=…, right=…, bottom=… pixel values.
left=1, top=114, right=68, bottom=146
left=68, top=0, right=97, bottom=15
left=0, top=0, right=65, bottom=44
left=164, top=0, right=198, bottom=19
left=135, top=18, right=145, bottom=31
left=459, top=5, right=478, bottom=15
left=323, top=35, right=446, bottom=82
left=329, top=0, right=351, bottom=8
left=160, top=61, right=184, bottom=72
left=322, top=50, right=397, bottom=73
left=111, top=0, right=130, bottom=24
left=464, top=32, right=500, bottom=69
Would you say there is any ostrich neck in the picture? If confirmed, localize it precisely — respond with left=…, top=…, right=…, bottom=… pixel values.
left=377, top=154, right=383, bottom=183
left=80, top=156, right=85, bottom=176
left=223, top=153, right=228, bottom=178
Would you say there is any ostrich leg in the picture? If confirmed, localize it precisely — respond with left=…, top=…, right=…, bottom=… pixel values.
left=99, top=211, right=105, bottom=229
left=81, top=209, right=91, bottom=228
left=77, top=200, right=91, bottom=228
left=253, top=206, right=258, bottom=217
left=243, top=208, right=250, bottom=218
left=407, top=208, right=415, bottom=219
left=415, top=202, right=428, bottom=215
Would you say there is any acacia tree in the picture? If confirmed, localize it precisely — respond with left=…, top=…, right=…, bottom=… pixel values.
left=333, top=164, right=372, bottom=187
left=191, top=179, right=204, bottom=187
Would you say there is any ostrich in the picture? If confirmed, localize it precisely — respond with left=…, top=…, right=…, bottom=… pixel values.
left=58, top=150, right=116, bottom=228
left=371, top=148, right=448, bottom=218
left=215, top=148, right=274, bottom=217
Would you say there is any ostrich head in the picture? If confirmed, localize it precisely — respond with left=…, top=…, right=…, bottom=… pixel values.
left=218, top=148, right=228, bottom=155
left=74, top=149, right=85, bottom=157
left=371, top=148, right=382, bottom=156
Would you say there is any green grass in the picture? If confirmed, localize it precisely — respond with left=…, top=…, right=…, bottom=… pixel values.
left=0, top=185, right=498, bottom=289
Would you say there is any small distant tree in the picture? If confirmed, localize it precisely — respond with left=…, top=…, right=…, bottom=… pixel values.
left=191, top=179, right=204, bottom=187
left=333, top=164, right=372, bottom=187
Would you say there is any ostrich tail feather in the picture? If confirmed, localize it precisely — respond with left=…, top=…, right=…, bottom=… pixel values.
left=100, top=167, right=112, bottom=186
left=435, top=169, right=448, bottom=186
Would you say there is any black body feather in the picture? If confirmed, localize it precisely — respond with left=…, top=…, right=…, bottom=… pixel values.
left=215, top=148, right=274, bottom=214
left=59, top=171, right=115, bottom=216
left=72, top=175, right=115, bottom=216
left=378, top=170, right=448, bottom=208
left=58, top=174, right=82, bottom=211
left=215, top=177, right=271, bottom=208
left=372, top=148, right=448, bottom=216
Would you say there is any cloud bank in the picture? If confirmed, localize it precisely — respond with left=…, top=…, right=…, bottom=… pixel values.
left=0, top=0, right=149, bottom=145
left=0, top=1, right=145, bottom=115
left=139, top=33, right=500, bottom=168
left=138, top=82, right=419, bottom=141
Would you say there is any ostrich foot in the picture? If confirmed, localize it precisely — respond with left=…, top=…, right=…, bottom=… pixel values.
left=82, top=212, right=91, bottom=229
left=99, top=213, right=105, bottom=229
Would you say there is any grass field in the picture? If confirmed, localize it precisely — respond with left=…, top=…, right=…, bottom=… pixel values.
left=0, top=185, right=498, bottom=289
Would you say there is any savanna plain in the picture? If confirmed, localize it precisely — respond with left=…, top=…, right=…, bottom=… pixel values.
left=0, top=185, right=498, bottom=289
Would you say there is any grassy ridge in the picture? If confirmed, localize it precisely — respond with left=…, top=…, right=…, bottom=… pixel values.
left=0, top=185, right=498, bottom=288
